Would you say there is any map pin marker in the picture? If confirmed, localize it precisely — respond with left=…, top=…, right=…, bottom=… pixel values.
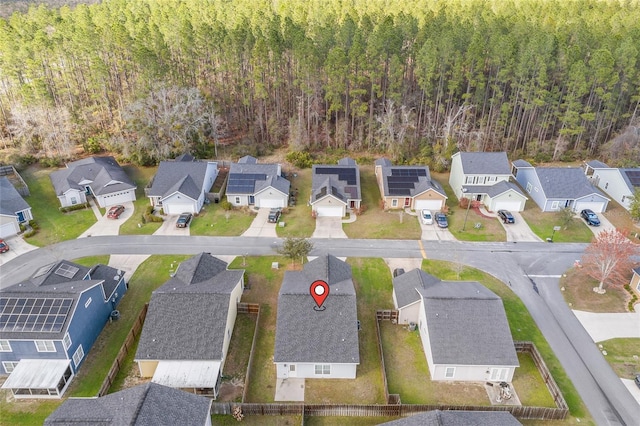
left=310, top=280, right=329, bottom=311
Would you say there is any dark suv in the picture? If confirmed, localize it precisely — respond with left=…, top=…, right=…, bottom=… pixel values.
left=268, top=208, right=281, bottom=223
left=176, top=212, right=193, bottom=228
left=580, top=209, right=600, bottom=226
left=497, top=210, right=515, bottom=224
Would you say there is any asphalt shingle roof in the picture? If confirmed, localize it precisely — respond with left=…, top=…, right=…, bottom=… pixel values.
left=0, top=176, right=30, bottom=217
left=535, top=168, right=607, bottom=199
left=227, top=161, right=290, bottom=195
left=135, top=254, right=244, bottom=361
left=44, top=382, right=212, bottom=426
left=274, top=255, right=359, bottom=364
left=586, top=160, right=610, bottom=169
left=377, top=160, right=446, bottom=198
left=49, top=156, right=135, bottom=197
left=377, top=410, right=522, bottom=426
left=147, top=158, right=213, bottom=201
left=511, top=159, right=532, bottom=168
left=311, top=158, right=361, bottom=203
left=393, top=269, right=440, bottom=309
left=460, top=152, right=511, bottom=175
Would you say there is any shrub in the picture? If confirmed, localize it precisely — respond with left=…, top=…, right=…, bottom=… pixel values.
left=285, top=151, right=313, bottom=169
left=59, top=203, right=90, bottom=213
left=28, top=220, right=39, bottom=230
left=143, top=206, right=163, bottom=223
left=23, top=229, right=37, bottom=238
left=221, top=200, right=233, bottom=211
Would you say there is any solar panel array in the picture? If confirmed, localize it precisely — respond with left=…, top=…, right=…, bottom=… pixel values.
left=387, top=168, right=427, bottom=196
left=0, top=297, right=73, bottom=333
left=315, top=167, right=357, bottom=185
left=227, top=173, right=266, bottom=193
left=390, top=168, right=427, bottom=177
left=624, top=170, right=640, bottom=187
left=55, top=263, right=79, bottom=279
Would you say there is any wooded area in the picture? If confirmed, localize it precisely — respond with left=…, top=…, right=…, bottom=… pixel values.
left=0, top=0, right=639, bottom=168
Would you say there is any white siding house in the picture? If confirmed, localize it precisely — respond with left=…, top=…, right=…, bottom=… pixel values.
left=585, top=160, right=639, bottom=211
left=226, top=156, right=290, bottom=208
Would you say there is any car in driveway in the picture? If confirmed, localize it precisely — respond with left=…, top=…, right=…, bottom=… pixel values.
left=0, top=239, right=9, bottom=253
left=421, top=209, right=433, bottom=225
left=268, top=208, right=282, bottom=223
left=635, top=374, right=640, bottom=389
left=497, top=210, right=515, bottom=224
left=434, top=212, right=448, bottom=228
left=580, top=209, right=600, bottom=226
left=107, top=204, right=125, bottom=219
left=393, top=268, right=405, bottom=277
left=176, top=212, right=193, bottom=228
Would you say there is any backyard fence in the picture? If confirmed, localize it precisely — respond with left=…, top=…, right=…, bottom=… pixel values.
left=376, top=309, right=399, bottom=322
left=374, top=311, right=401, bottom=405
left=241, top=305, right=261, bottom=403
left=0, top=165, right=29, bottom=197
left=237, top=302, right=260, bottom=314
left=97, top=304, right=148, bottom=397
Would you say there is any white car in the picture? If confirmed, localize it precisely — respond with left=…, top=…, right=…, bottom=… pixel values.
left=421, top=209, right=433, bottom=225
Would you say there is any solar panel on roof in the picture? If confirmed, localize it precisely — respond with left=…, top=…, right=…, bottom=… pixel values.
left=388, top=176, right=420, bottom=183
left=55, top=264, right=79, bottom=279
left=624, top=170, right=640, bottom=186
left=315, top=167, right=357, bottom=185
left=388, top=182, right=417, bottom=189
left=33, top=263, right=55, bottom=278
left=0, top=297, right=73, bottom=333
left=391, top=188, right=412, bottom=196
left=390, top=168, right=427, bottom=177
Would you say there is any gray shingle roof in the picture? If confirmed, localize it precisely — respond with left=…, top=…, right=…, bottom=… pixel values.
left=377, top=410, right=522, bottom=426
left=535, top=168, right=608, bottom=199
left=311, top=158, right=361, bottom=203
left=238, top=155, right=258, bottom=164
left=586, top=160, right=610, bottom=169
left=0, top=176, right=30, bottom=217
left=147, top=159, right=213, bottom=200
left=511, top=159, right=532, bottom=168
left=459, top=152, right=511, bottom=175
left=44, top=382, right=212, bottom=426
left=274, top=255, right=359, bottom=364
left=621, top=168, right=640, bottom=190
left=49, top=156, right=135, bottom=197
left=393, top=269, right=440, bottom=309
left=419, top=281, right=519, bottom=366
left=377, top=160, right=446, bottom=198
left=135, top=254, right=244, bottom=361
left=461, top=181, right=526, bottom=198
left=375, top=158, right=392, bottom=167
left=227, top=162, right=290, bottom=195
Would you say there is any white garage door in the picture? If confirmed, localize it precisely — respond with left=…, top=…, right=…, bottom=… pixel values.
left=165, top=203, right=196, bottom=215
left=574, top=201, right=606, bottom=213
left=316, top=206, right=343, bottom=217
left=100, top=191, right=136, bottom=207
left=414, top=199, right=443, bottom=211
left=258, top=198, right=285, bottom=208
left=492, top=200, right=523, bottom=212
left=0, top=222, right=18, bottom=238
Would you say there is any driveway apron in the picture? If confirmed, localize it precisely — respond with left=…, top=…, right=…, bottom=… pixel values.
left=312, top=217, right=347, bottom=238
left=242, top=208, right=278, bottom=237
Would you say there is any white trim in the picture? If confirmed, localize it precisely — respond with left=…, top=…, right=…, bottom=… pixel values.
left=63, top=333, right=72, bottom=351
left=72, top=345, right=84, bottom=368
left=84, top=297, right=92, bottom=308
left=35, top=340, right=56, bottom=352
left=314, top=364, right=331, bottom=375
left=444, top=366, right=455, bottom=379
left=2, top=361, right=19, bottom=373
left=0, top=340, right=11, bottom=352
left=551, top=201, right=559, bottom=210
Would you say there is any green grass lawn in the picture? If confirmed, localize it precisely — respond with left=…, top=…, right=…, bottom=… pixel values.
left=596, top=338, right=640, bottom=379
left=118, top=165, right=162, bottom=235
left=277, top=168, right=315, bottom=238
left=344, top=166, right=421, bottom=240
left=211, top=415, right=303, bottom=425
left=189, top=204, right=255, bottom=236
left=71, top=255, right=111, bottom=267
left=513, top=352, right=557, bottom=407
left=21, top=166, right=97, bottom=246
left=520, top=201, right=594, bottom=243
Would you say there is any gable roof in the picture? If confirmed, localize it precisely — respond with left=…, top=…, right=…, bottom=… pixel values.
left=393, top=269, right=440, bottom=309
left=135, top=254, right=244, bottom=361
left=378, top=409, right=522, bottom=426
left=44, top=382, right=212, bottom=426
left=227, top=161, right=289, bottom=196
left=377, top=160, right=446, bottom=198
left=461, top=180, right=527, bottom=199
left=274, top=255, right=359, bottom=364
left=50, top=156, right=135, bottom=197
left=420, top=281, right=518, bottom=366
left=0, top=176, right=30, bottom=216
left=511, top=159, right=532, bottom=168
left=458, top=152, right=511, bottom=175
left=633, top=266, right=640, bottom=275
left=586, top=160, right=610, bottom=169
left=311, top=158, right=361, bottom=203
left=147, top=158, right=214, bottom=201
left=535, top=168, right=608, bottom=199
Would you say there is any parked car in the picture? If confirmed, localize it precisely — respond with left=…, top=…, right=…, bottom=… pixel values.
left=176, top=212, right=193, bottom=228
left=0, top=239, right=9, bottom=253
left=434, top=212, right=448, bottom=228
left=635, top=374, right=640, bottom=389
left=268, top=208, right=282, bottom=223
left=580, top=209, right=600, bottom=226
left=393, top=268, right=405, bottom=277
left=107, top=204, right=125, bottom=219
left=497, top=210, right=515, bottom=224
left=421, top=209, right=433, bottom=225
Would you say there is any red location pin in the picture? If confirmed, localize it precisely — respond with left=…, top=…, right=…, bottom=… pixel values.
left=310, top=280, right=329, bottom=311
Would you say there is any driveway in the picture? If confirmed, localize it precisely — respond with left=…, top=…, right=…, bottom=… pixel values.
left=312, top=216, right=347, bottom=238
left=78, top=201, right=135, bottom=238
left=0, top=234, right=38, bottom=266
left=502, top=212, right=542, bottom=242
left=384, top=258, right=422, bottom=276
left=572, top=309, right=640, bottom=342
left=242, top=208, right=277, bottom=237
left=420, top=221, right=456, bottom=241
left=153, top=214, right=191, bottom=236
left=582, top=211, right=617, bottom=237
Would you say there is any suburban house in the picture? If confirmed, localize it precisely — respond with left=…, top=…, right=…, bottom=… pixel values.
left=134, top=253, right=244, bottom=398
left=310, top=158, right=362, bottom=217
left=379, top=409, right=522, bottom=425
left=374, top=159, right=447, bottom=211
left=0, top=260, right=127, bottom=398
left=274, top=254, right=360, bottom=379
left=0, top=176, right=32, bottom=238
left=512, top=160, right=609, bottom=212
left=50, top=156, right=136, bottom=208
left=449, top=152, right=527, bottom=212
left=44, top=382, right=213, bottom=426
left=392, top=269, right=519, bottom=382
left=146, top=154, right=218, bottom=215
left=226, top=155, right=290, bottom=208
left=631, top=267, right=640, bottom=297
left=584, top=160, right=640, bottom=211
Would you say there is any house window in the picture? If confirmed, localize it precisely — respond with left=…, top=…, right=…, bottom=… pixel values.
left=488, top=176, right=496, bottom=182
left=551, top=201, right=559, bottom=210
left=85, top=297, right=92, bottom=308
left=289, top=365, right=296, bottom=372
left=490, top=368, right=509, bottom=381
left=235, top=197, right=240, bottom=204
left=63, top=334, right=72, bottom=351
left=391, top=199, right=398, bottom=207
left=604, top=182, right=608, bottom=189
left=314, top=364, right=331, bottom=375
left=444, top=367, right=455, bottom=379
left=526, top=182, right=532, bottom=193
left=465, top=176, right=474, bottom=184
left=2, top=361, right=19, bottom=373
left=0, top=340, right=11, bottom=352
left=71, top=197, right=77, bottom=205
left=35, top=340, right=56, bottom=352
left=72, top=345, right=85, bottom=368
left=636, top=280, right=640, bottom=292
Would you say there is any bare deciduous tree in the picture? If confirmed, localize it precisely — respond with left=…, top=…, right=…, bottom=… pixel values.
left=8, top=104, right=75, bottom=159
left=581, top=229, right=638, bottom=293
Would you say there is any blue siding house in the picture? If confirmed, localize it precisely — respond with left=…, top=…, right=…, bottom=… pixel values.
left=0, top=260, right=126, bottom=398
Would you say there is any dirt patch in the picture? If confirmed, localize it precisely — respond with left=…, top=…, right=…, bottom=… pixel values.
left=218, top=376, right=244, bottom=402
left=120, top=363, right=151, bottom=391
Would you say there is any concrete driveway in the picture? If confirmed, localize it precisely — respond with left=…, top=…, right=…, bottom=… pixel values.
left=582, top=211, right=617, bottom=237
left=153, top=214, right=190, bottom=236
left=312, top=216, right=347, bottom=238
left=420, top=221, right=456, bottom=241
left=384, top=258, right=423, bottom=276
left=572, top=309, right=640, bottom=342
left=502, top=212, right=542, bottom=242
left=78, top=201, right=135, bottom=238
left=0, top=235, right=38, bottom=266
left=242, top=208, right=277, bottom=237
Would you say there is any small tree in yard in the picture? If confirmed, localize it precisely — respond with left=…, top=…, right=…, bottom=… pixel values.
left=278, top=237, right=314, bottom=267
left=582, top=229, right=637, bottom=293
left=630, top=188, right=640, bottom=222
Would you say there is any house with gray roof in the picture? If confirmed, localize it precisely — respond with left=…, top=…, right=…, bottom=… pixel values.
left=50, top=156, right=136, bottom=208
left=0, top=176, right=32, bottom=238
left=274, top=255, right=360, bottom=379
left=512, top=160, right=609, bottom=212
left=146, top=154, right=218, bottom=215
left=377, top=409, right=522, bottom=426
left=374, top=159, right=447, bottom=211
left=630, top=266, right=640, bottom=298
left=392, top=269, right=519, bottom=382
left=44, top=382, right=213, bottom=426
left=584, top=160, right=639, bottom=211
left=310, top=158, right=361, bottom=217
left=449, top=152, right=527, bottom=212
left=0, top=260, right=127, bottom=398
left=134, top=253, right=244, bottom=398
left=226, top=155, right=290, bottom=208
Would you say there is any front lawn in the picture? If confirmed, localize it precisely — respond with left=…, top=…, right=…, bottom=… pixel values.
left=559, top=268, right=629, bottom=313
left=71, top=255, right=110, bottom=267
left=189, top=204, right=255, bottom=236
left=520, top=202, right=594, bottom=243
left=596, top=338, right=640, bottom=379
left=21, top=166, right=97, bottom=246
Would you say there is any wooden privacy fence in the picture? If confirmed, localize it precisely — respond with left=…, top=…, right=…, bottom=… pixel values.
left=374, top=312, right=400, bottom=405
left=97, top=304, right=148, bottom=397
left=241, top=306, right=261, bottom=403
left=376, top=309, right=398, bottom=322
left=237, top=302, right=260, bottom=314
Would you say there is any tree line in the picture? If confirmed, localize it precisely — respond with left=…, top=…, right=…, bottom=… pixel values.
left=0, top=0, right=639, bottom=168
